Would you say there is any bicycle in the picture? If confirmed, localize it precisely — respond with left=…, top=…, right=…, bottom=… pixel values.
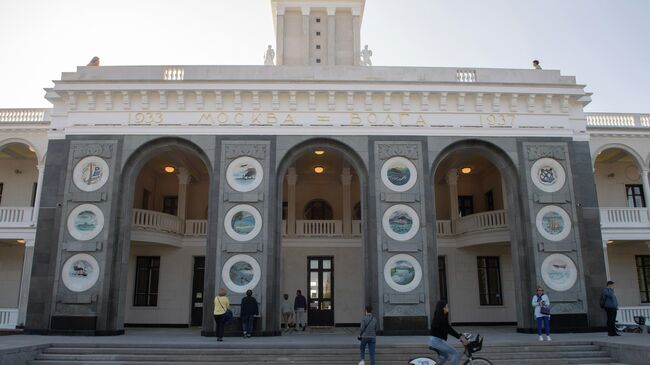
left=408, top=333, right=493, bottom=365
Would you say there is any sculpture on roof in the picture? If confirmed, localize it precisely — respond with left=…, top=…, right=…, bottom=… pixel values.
left=87, top=56, right=100, bottom=66
left=360, top=45, right=373, bottom=66
left=264, top=45, right=275, bottom=66
left=533, top=59, right=542, bottom=70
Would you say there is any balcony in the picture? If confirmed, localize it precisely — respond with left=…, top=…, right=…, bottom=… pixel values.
left=0, top=207, right=34, bottom=228
left=282, top=220, right=362, bottom=238
left=600, top=207, right=650, bottom=241
left=437, top=210, right=510, bottom=246
left=0, top=308, right=18, bottom=329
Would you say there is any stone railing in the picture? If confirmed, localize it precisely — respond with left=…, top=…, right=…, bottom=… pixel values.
left=437, top=220, right=453, bottom=236
left=586, top=113, right=650, bottom=128
left=352, top=220, right=362, bottom=236
left=456, top=69, right=477, bottom=83
left=600, top=207, right=650, bottom=228
left=0, top=108, right=49, bottom=124
left=295, top=220, right=342, bottom=236
left=0, top=308, right=18, bottom=329
left=616, top=306, right=650, bottom=326
left=132, top=209, right=184, bottom=235
left=455, top=210, right=508, bottom=235
left=0, top=207, right=34, bottom=227
left=185, top=219, right=208, bottom=236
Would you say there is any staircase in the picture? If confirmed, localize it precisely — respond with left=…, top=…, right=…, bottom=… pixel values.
left=28, top=342, right=626, bottom=365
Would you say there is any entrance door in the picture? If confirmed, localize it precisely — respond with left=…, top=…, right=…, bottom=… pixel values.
left=191, top=256, right=205, bottom=326
left=307, top=256, right=334, bottom=326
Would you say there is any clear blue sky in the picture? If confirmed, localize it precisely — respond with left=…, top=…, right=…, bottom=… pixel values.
left=1, top=0, right=648, bottom=112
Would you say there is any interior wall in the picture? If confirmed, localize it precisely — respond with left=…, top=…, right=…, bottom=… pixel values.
left=0, top=159, right=38, bottom=206
left=440, top=244, right=517, bottom=323
left=607, top=243, right=650, bottom=306
left=594, top=160, right=644, bottom=207
left=124, top=244, right=204, bottom=325
left=0, top=244, right=25, bottom=307
left=282, top=245, right=363, bottom=324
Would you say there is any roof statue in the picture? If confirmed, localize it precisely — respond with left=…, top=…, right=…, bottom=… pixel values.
left=360, top=45, right=372, bottom=66
left=264, top=45, right=275, bottom=66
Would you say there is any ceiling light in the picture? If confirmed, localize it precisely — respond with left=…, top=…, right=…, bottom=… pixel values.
left=163, top=165, right=176, bottom=173
left=314, top=150, right=325, bottom=155
left=607, top=240, right=614, bottom=244
left=17, top=239, right=26, bottom=244
left=28, top=146, right=35, bottom=152
left=314, top=166, right=325, bottom=174
left=460, top=167, right=472, bottom=174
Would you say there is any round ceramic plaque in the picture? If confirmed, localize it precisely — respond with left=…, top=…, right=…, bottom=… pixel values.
left=67, top=204, right=105, bottom=241
left=226, top=156, right=264, bottom=192
left=536, top=205, right=571, bottom=242
left=224, top=204, right=262, bottom=241
left=222, top=254, right=261, bottom=293
left=384, top=254, right=422, bottom=292
left=541, top=253, right=578, bottom=292
left=380, top=157, right=417, bottom=192
left=61, top=253, right=100, bottom=292
left=382, top=204, right=419, bottom=241
left=72, top=156, right=110, bottom=192
left=531, top=158, right=566, bottom=193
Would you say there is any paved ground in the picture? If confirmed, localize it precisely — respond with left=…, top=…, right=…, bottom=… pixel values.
left=1, top=326, right=649, bottom=350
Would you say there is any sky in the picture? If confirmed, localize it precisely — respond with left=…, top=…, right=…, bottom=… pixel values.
left=0, top=0, right=648, bottom=112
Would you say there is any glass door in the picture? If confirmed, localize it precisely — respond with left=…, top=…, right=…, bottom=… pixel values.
left=307, top=256, right=334, bottom=326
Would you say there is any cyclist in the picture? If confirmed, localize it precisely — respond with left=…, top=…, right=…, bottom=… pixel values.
left=429, top=300, right=468, bottom=365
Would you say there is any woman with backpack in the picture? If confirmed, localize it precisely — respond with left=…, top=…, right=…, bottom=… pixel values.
left=532, top=286, right=551, bottom=341
left=214, top=287, right=231, bottom=342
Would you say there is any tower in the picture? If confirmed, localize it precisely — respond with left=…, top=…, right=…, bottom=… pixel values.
left=271, top=0, right=365, bottom=66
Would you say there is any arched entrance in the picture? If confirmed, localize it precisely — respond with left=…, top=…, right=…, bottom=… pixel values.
left=111, top=138, right=213, bottom=331
left=271, top=138, right=371, bottom=331
left=431, top=139, right=529, bottom=329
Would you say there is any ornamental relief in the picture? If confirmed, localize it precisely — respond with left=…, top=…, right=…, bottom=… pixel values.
left=525, top=144, right=566, bottom=161
left=224, top=144, right=267, bottom=160
left=72, top=143, right=114, bottom=159
left=377, top=143, right=419, bottom=160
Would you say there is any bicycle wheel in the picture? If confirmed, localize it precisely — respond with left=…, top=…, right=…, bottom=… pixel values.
left=464, top=357, right=494, bottom=365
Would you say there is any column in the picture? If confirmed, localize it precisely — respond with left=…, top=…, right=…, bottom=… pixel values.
left=276, top=6, right=285, bottom=65
left=447, top=170, right=459, bottom=232
left=352, top=7, right=361, bottom=66
left=341, top=168, right=352, bottom=236
left=287, top=168, right=298, bottom=236
left=641, top=169, right=650, bottom=222
left=602, top=240, right=611, bottom=280
left=327, top=7, right=336, bottom=65
left=301, top=7, right=311, bottom=65
left=17, top=239, right=35, bottom=326
left=31, top=163, right=45, bottom=223
left=177, top=168, right=190, bottom=231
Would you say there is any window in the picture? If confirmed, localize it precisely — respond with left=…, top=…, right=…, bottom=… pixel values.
left=30, top=183, right=38, bottom=207
left=134, top=256, right=160, bottom=306
left=303, top=199, right=333, bottom=220
left=316, top=17, right=321, bottom=23
left=485, top=190, right=494, bottom=211
left=439, top=256, right=448, bottom=301
left=637, top=255, right=650, bottom=303
left=458, top=195, right=474, bottom=217
left=316, top=45, right=321, bottom=50
left=142, top=189, right=151, bottom=210
left=162, top=196, right=178, bottom=215
left=316, top=31, right=321, bottom=36
left=626, top=185, right=646, bottom=208
left=316, top=58, right=321, bottom=64
left=477, top=256, right=502, bottom=305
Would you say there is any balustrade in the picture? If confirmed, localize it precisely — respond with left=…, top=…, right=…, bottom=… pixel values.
left=455, top=210, right=508, bottom=235
left=132, top=209, right=184, bottom=234
left=0, top=109, right=47, bottom=123
left=185, top=220, right=208, bottom=236
left=295, top=220, right=342, bottom=236
left=456, top=69, right=477, bottom=82
left=0, top=308, right=18, bottom=329
left=586, top=113, right=650, bottom=128
left=600, top=207, right=650, bottom=228
left=0, top=207, right=34, bottom=227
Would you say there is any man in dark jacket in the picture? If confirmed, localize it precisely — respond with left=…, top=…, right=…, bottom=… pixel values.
left=240, top=289, right=259, bottom=338
left=602, top=281, right=619, bottom=336
left=294, top=289, right=308, bottom=331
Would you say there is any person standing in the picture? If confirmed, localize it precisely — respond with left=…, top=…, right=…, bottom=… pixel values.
left=240, top=289, right=259, bottom=338
left=213, top=288, right=230, bottom=342
left=358, top=305, right=377, bottom=365
left=294, top=289, right=308, bottom=331
left=281, top=293, right=294, bottom=331
left=602, top=280, right=620, bottom=336
left=532, top=286, right=551, bottom=341
left=429, top=300, right=468, bottom=365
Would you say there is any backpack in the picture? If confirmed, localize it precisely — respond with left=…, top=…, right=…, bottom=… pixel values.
left=599, top=293, right=606, bottom=309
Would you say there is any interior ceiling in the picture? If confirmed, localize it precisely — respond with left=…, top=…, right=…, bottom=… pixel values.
left=291, top=147, right=354, bottom=177
left=140, top=150, right=208, bottom=181
left=595, top=148, right=636, bottom=164
left=0, top=142, right=36, bottom=160
left=435, top=150, right=496, bottom=183
left=0, top=239, right=24, bottom=247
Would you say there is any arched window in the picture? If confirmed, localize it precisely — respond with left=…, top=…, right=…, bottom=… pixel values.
left=352, top=202, right=361, bottom=220
left=303, top=199, right=333, bottom=220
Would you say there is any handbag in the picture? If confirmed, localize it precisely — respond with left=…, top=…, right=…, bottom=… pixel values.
left=540, top=305, right=551, bottom=316
left=217, top=297, right=233, bottom=323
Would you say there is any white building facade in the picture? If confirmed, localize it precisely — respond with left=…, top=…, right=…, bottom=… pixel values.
left=0, top=0, right=648, bottom=335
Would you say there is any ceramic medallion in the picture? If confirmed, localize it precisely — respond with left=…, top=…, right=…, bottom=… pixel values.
left=384, top=254, right=422, bottom=292
left=226, top=156, right=263, bottom=192
left=531, top=158, right=566, bottom=193
left=61, top=253, right=100, bottom=292
left=67, top=204, right=105, bottom=241
left=72, top=156, right=110, bottom=192
left=222, top=254, right=261, bottom=293
left=224, top=204, right=262, bottom=241
left=382, top=204, right=419, bottom=241
left=540, top=253, right=578, bottom=292
left=380, top=156, right=417, bottom=192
